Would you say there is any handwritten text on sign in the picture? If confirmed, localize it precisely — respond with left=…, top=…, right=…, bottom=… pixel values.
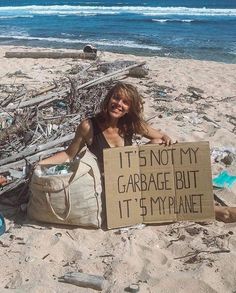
left=104, top=142, right=214, bottom=229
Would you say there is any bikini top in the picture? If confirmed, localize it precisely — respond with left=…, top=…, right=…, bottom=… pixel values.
left=87, top=117, right=133, bottom=173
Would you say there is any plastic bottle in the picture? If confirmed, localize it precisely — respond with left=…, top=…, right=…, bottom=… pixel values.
left=0, top=214, right=6, bottom=236
left=45, top=164, right=70, bottom=176
left=55, top=164, right=70, bottom=175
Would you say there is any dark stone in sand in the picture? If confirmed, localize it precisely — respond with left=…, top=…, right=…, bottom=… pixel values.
left=83, top=44, right=97, bottom=54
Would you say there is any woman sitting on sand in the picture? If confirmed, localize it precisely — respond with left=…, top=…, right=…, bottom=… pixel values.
left=39, top=82, right=172, bottom=171
left=39, top=81, right=236, bottom=223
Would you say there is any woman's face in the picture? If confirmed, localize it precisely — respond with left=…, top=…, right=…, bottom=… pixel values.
left=108, top=91, right=131, bottom=119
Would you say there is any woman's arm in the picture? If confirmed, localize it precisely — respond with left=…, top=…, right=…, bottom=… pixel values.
left=39, top=119, right=92, bottom=165
left=215, top=205, right=236, bottom=223
left=142, top=124, right=172, bottom=146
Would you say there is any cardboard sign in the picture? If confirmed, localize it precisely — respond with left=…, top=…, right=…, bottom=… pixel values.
left=104, top=142, right=215, bottom=229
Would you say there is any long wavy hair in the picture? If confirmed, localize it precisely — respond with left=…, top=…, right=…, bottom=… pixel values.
left=96, top=82, right=146, bottom=136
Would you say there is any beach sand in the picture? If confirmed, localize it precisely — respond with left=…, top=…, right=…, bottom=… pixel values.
left=0, top=45, right=236, bottom=292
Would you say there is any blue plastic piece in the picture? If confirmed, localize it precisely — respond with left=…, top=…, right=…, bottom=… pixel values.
left=0, top=214, right=6, bottom=236
left=213, top=171, right=236, bottom=188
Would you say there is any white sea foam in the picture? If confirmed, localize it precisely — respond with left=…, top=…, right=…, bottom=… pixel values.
left=152, top=19, right=168, bottom=23
left=0, top=5, right=235, bottom=17
left=229, top=50, right=236, bottom=55
left=0, top=34, right=162, bottom=50
left=0, top=15, right=33, bottom=19
left=152, top=19, right=194, bottom=23
left=182, top=19, right=194, bottom=22
left=61, top=33, right=75, bottom=37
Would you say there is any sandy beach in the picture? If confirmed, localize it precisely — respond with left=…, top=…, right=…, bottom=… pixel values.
left=0, top=45, right=236, bottom=292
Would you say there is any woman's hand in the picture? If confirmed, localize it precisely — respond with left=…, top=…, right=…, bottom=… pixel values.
left=149, top=134, right=172, bottom=146
left=160, top=134, right=172, bottom=146
left=161, top=134, right=173, bottom=146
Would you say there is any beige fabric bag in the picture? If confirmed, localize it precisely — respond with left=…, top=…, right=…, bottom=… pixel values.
left=28, top=150, right=102, bottom=228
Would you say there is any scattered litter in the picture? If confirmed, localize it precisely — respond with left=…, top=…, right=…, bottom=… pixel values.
left=98, top=60, right=136, bottom=74
left=213, top=171, right=236, bottom=188
left=13, top=224, right=22, bottom=229
left=185, top=226, right=203, bottom=236
left=226, top=114, right=236, bottom=133
left=17, top=241, right=26, bottom=245
left=114, top=224, right=146, bottom=234
left=128, top=66, right=148, bottom=78
left=183, top=113, right=203, bottom=126
left=0, top=240, right=9, bottom=247
left=220, top=153, right=234, bottom=166
left=124, top=283, right=140, bottom=292
left=0, top=112, right=13, bottom=129
left=67, top=64, right=85, bottom=75
left=175, top=114, right=184, bottom=122
left=55, top=232, right=62, bottom=238
left=66, top=231, right=75, bottom=240
left=22, top=224, right=52, bottom=230
left=25, top=256, right=35, bottom=263
left=59, top=271, right=107, bottom=291
left=4, top=270, right=23, bottom=289
left=167, top=234, right=186, bottom=248
left=8, top=169, right=24, bottom=179
left=10, top=235, right=24, bottom=241
left=6, top=70, right=31, bottom=79
left=56, top=101, right=67, bottom=109
left=62, top=260, right=76, bottom=267
left=0, top=175, right=8, bottom=187
left=211, top=147, right=236, bottom=164
left=151, top=84, right=176, bottom=102
left=214, top=187, right=236, bottom=206
left=99, top=253, right=114, bottom=258
left=187, top=86, right=204, bottom=95
left=46, top=123, right=53, bottom=135
left=42, top=253, right=50, bottom=260
left=202, top=115, right=220, bottom=128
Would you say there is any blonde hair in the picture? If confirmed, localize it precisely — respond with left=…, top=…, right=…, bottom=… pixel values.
left=97, top=82, right=146, bottom=136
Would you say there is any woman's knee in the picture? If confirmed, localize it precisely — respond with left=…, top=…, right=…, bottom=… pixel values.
left=215, top=206, right=232, bottom=223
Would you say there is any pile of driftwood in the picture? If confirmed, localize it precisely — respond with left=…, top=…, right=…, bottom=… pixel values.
left=0, top=54, right=147, bottom=209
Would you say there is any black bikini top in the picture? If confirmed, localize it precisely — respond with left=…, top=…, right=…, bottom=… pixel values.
left=87, top=117, right=132, bottom=173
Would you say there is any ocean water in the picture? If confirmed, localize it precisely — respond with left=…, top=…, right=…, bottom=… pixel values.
left=0, top=0, right=236, bottom=63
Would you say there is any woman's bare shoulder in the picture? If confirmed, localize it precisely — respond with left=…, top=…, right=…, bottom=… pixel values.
left=75, top=118, right=94, bottom=145
left=76, top=118, right=92, bottom=134
left=78, top=118, right=92, bottom=130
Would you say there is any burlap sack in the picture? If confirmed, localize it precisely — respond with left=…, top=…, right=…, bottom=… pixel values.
left=28, top=150, right=102, bottom=228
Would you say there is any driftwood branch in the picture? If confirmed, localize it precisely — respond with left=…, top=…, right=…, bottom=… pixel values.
left=32, top=84, right=57, bottom=97
left=5, top=51, right=97, bottom=60
left=7, top=89, right=68, bottom=110
left=76, top=62, right=146, bottom=90
left=0, top=134, right=74, bottom=166
left=0, top=178, right=27, bottom=197
left=0, top=147, right=64, bottom=173
left=37, top=96, right=63, bottom=109
left=174, top=249, right=230, bottom=260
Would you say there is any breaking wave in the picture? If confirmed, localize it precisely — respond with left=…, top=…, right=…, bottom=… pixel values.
left=0, top=5, right=235, bottom=17
left=152, top=18, right=195, bottom=23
